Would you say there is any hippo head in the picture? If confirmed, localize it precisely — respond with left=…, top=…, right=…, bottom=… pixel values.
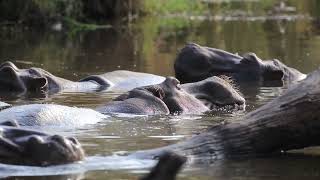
left=0, top=122, right=84, bottom=166
left=157, top=77, right=210, bottom=114
left=181, top=76, right=245, bottom=110
left=104, top=77, right=208, bottom=115
left=0, top=61, right=62, bottom=92
left=174, top=43, right=305, bottom=85
left=105, top=76, right=245, bottom=115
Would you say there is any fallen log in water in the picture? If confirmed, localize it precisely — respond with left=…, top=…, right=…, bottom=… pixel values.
left=132, top=67, right=320, bottom=161
left=140, top=152, right=187, bottom=180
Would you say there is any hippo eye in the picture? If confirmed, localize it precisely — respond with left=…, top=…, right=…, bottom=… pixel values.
left=28, top=68, right=41, bottom=76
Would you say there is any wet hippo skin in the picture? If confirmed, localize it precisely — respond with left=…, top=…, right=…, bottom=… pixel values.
left=97, top=76, right=245, bottom=115
left=0, top=76, right=244, bottom=132
left=0, top=121, right=84, bottom=166
left=174, top=43, right=306, bottom=85
left=0, top=61, right=165, bottom=94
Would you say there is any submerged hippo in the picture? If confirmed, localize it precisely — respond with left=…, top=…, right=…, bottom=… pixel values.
left=0, top=101, right=11, bottom=110
left=174, top=43, right=306, bottom=85
left=0, top=61, right=165, bottom=94
left=0, top=121, right=84, bottom=166
left=0, top=104, right=107, bottom=128
left=0, top=77, right=244, bottom=127
left=97, top=76, right=245, bottom=115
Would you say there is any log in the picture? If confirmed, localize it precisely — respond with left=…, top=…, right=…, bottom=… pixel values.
left=140, top=152, right=187, bottom=180
left=132, top=67, right=320, bottom=160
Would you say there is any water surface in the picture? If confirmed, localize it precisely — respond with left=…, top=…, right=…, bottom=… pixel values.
left=1, top=0, right=320, bottom=179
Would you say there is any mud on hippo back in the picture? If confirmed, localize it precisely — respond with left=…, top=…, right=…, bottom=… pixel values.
left=0, top=61, right=165, bottom=95
left=97, top=76, right=245, bottom=115
left=174, top=43, right=306, bottom=86
left=0, top=121, right=84, bottom=166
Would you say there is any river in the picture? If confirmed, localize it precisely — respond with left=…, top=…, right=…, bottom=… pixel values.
left=1, top=0, right=320, bottom=179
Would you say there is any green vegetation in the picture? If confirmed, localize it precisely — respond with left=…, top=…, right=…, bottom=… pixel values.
left=0, top=0, right=319, bottom=30
left=63, top=17, right=112, bottom=36
left=143, top=0, right=207, bottom=15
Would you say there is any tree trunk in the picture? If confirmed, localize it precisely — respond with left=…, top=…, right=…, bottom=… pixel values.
left=140, top=152, right=186, bottom=180
left=132, top=67, right=320, bottom=160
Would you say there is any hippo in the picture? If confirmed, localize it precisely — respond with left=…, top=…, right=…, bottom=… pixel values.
left=97, top=76, right=245, bottom=115
left=0, top=101, right=11, bottom=110
left=0, top=121, right=84, bottom=166
left=174, top=43, right=306, bottom=85
left=0, top=104, right=108, bottom=128
left=0, top=76, right=244, bottom=127
left=0, top=61, right=165, bottom=94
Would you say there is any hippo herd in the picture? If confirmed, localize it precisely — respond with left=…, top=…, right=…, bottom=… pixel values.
left=0, top=43, right=307, bottom=176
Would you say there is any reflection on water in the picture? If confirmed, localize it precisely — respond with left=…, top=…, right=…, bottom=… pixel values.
left=1, top=0, right=320, bottom=179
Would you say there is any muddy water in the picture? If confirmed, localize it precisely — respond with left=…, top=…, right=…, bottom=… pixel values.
left=1, top=0, right=320, bottom=179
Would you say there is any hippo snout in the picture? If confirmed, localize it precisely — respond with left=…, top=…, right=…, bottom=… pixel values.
left=24, top=134, right=85, bottom=166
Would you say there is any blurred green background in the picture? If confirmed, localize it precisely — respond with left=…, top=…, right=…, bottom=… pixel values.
left=0, top=0, right=319, bottom=79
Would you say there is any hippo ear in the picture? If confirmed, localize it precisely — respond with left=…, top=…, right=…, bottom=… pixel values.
left=0, top=120, right=19, bottom=127
left=27, top=77, right=48, bottom=91
left=0, top=66, right=17, bottom=79
left=241, top=53, right=261, bottom=65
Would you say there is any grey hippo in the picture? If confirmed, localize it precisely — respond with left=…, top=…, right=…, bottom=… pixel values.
left=0, top=76, right=245, bottom=126
left=97, top=76, right=245, bottom=115
left=0, top=121, right=84, bottom=166
left=0, top=61, right=165, bottom=94
left=174, top=43, right=306, bottom=85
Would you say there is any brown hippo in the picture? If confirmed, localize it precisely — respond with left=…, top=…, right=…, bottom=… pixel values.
left=97, top=76, right=245, bottom=115
left=0, top=61, right=165, bottom=94
left=174, top=43, right=306, bottom=85
left=0, top=121, right=84, bottom=166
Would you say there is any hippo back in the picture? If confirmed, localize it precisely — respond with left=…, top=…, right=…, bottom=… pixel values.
left=0, top=104, right=108, bottom=128
left=81, top=70, right=166, bottom=92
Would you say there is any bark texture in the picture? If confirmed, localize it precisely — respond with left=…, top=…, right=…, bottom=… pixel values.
left=133, top=67, right=320, bottom=160
left=140, top=152, right=186, bottom=180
